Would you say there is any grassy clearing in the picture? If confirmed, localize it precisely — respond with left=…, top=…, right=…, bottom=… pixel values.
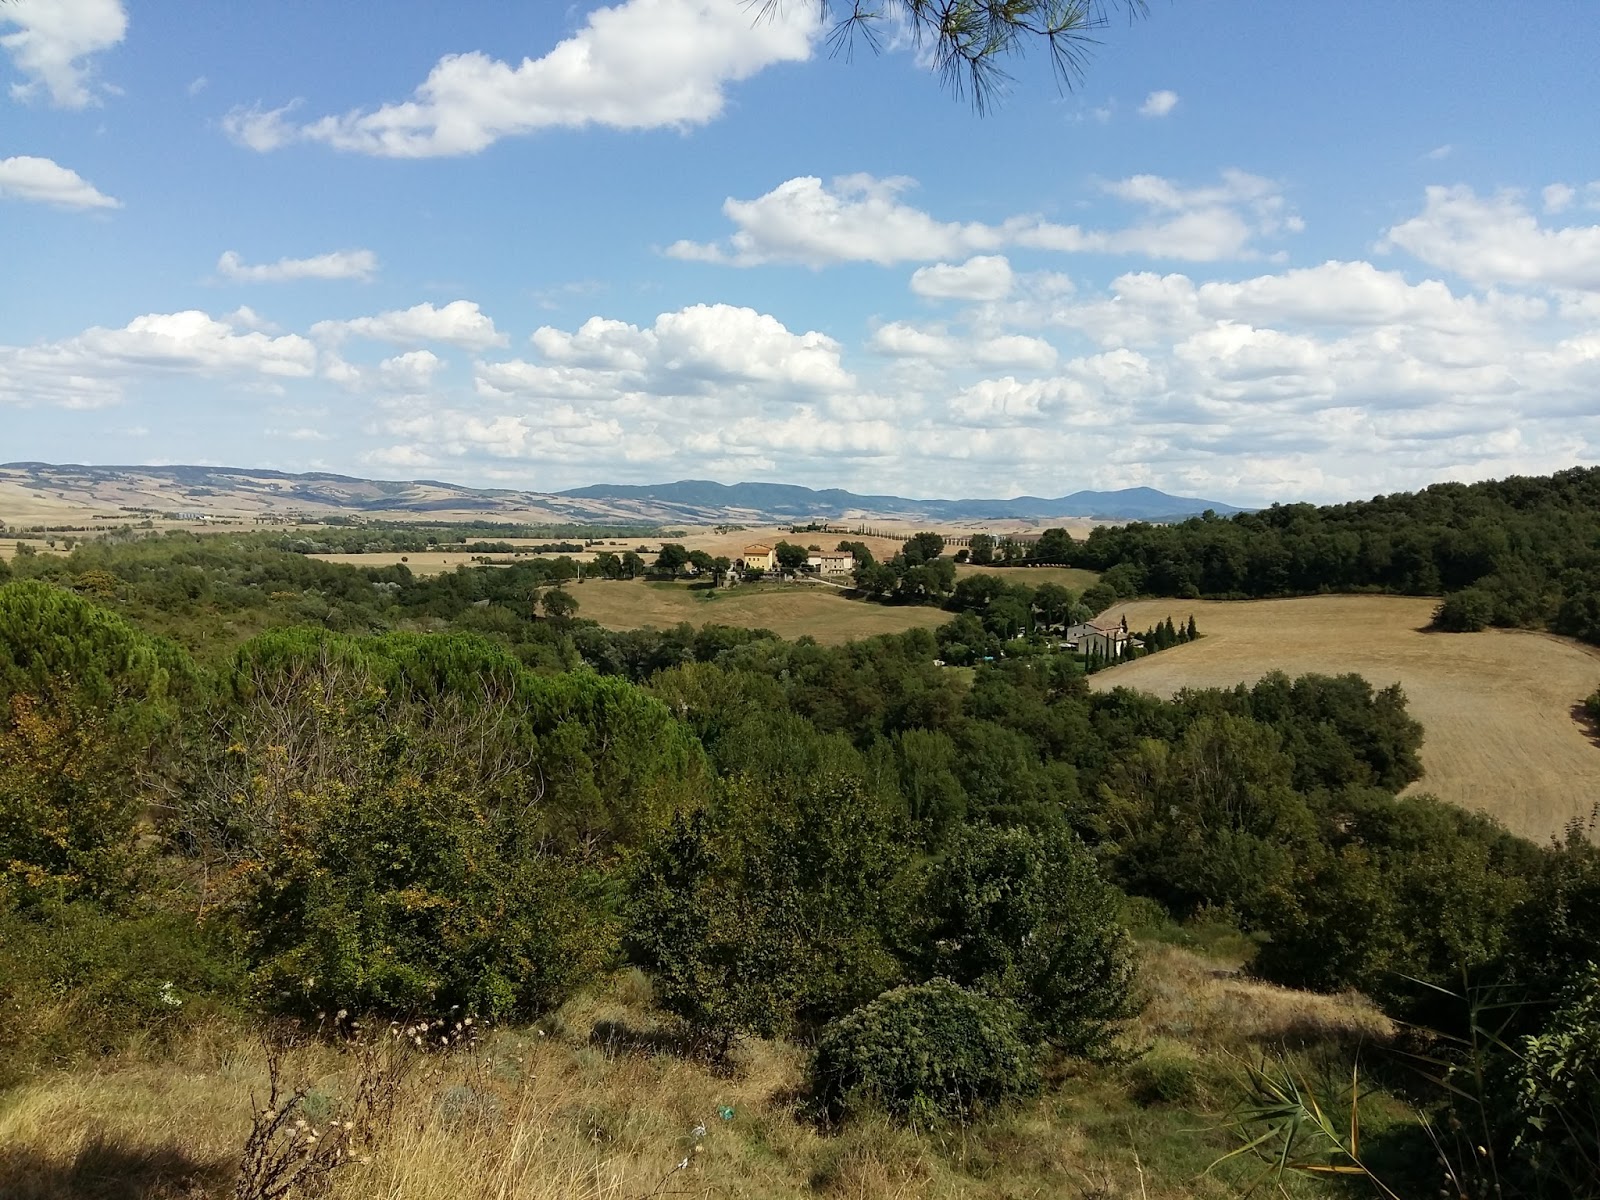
left=564, top=579, right=952, bottom=645
left=952, top=564, right=1100, bottom=590
left=0, top=945, right=1377, bottom=1200
left=1092, top=595, right=1600, bottom=842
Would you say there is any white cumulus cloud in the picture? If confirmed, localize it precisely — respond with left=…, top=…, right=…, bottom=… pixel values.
left=312, top=301, right=507, bottom=350
left=1, top=0, right=125, bottom=108
left=217, top=248, right=378, bottom=283
left=1383, top=183, right=1600, bottom=291
left=868, top=321, right=1057, bottom=370
left=0, top=309, right=316, bottom=408
left=668, top=170, right=1299, bottom=267
left=509, top=303, right=853, bottom=396
left=1138, top=89, right=1178, bottom=117
left=374, top=302, right=898, bottom=480
left=0, top=155, right=119, bottom=209
left=910, top=255, right=1016, bottom=300
left=224, top=0, right=819, bottom=157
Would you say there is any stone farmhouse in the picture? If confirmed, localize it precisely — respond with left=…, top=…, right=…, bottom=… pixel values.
left=740, top=543, right=775, bottom=572
left=807, top=550, right=854, bottom=575
left=1066, top=615, right=1135, bottom=658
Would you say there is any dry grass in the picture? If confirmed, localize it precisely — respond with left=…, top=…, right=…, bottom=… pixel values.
left=0, top=541, right=71, bottom=563
left=1134, top=944, right=1393, bottom=1056
left=563, top=580, right=951, bottom=646
left=0, top=956, right=1364, bottom=1200
left=309, top=550, right=524, bottom=576
left=1091, top=596, right=1600, bottom=842
left=952, top=564, right=1100, bottom=590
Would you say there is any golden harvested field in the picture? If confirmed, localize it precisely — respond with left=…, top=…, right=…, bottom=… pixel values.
left=309, top=551, right=530, bottom=576
left=0, top=541, right=70, bottom=563
left=564, top=579, right=950, bottom=645
left=1090, top=596, right=1600, bottom=842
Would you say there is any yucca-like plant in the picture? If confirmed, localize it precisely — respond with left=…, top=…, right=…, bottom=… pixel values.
left=1214, top=967, right=1600, bottom=1200
left=1210, top=1055, right=1404, bottom=1199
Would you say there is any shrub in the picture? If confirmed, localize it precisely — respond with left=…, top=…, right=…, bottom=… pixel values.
left=1432, top=587, right=1494, bottom=632
left=180, top=628, right=709, bottom=1020
left=233, top=686, right=614, bottom=1019
left=916, top=823, right=1138, bottom=1056
left=627, top=772, right=908, bottom=1048
left=1253, top=789, right=1531, bottom=1009
left=0, top=581, right=196, bottom=906
left=1127, top=1039, right=1205, bottom=1107
left=1506, top=963, right=1600, bottom=1194
left=808, top=979, right=1038, bottom=1124
left=0, top=900, right=245, bottom=1086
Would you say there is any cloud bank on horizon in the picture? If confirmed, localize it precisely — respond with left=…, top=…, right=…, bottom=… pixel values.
left=3, top=0, right=1599, bottom=508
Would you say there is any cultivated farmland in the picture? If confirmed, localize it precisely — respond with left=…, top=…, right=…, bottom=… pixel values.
left=1090, top=595, right=1600, bottom=843
left=565, top=579, right=952, bottom=645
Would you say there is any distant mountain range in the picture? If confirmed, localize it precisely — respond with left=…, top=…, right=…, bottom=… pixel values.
left=0, top=463, right=1248, bottom=525
left=559, top=480, right=1248, bottom=522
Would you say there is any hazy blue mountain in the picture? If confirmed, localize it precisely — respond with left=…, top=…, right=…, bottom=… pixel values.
left=2, top=463, right=1249, bottom=524
left=559, top=480, right=1248, bottom=521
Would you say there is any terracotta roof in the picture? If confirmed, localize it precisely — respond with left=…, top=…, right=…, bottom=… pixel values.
left=743, top=543, right=773, bottom=554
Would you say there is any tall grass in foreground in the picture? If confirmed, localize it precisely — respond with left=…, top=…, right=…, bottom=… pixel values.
left=0, top=953, right=1387, bottom=1200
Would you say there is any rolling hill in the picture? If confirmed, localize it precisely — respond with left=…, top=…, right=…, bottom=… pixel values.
left=0, top=462, right=1246, bottom=526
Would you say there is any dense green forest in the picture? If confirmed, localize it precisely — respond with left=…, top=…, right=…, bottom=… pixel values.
left=1068, top=466, right=1600, bottom=643
left=835, top=466, right=1600, bottom=646
left=2, top=469, right=1599, bottom=1195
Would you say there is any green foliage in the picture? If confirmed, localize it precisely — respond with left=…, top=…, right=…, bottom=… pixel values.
left=888, top=727, right=967, bottom=835
left=1127, top=1039, right=1206, bottom=1107
left=233, top=679, right=615, bottom=1019
left=1217, top=671, right=1425, bottom=793
left=654, top=543, right=689, bottom=576
left=0, top=691, right=149, bottom=907
left=1075, top=467, right=1600, bottom=648
left=0, top=582, right=197, bottom=906
left=1507, top=824, right=1600, bottom=998
left=540, top=587, right=579, bottom=620
left=1508, top=963, right=1600, bottom=1194
left=626, top=772, right=909, bottom=1045
left=1103, top=713, right=1316, bottom=928
left=1081, top=581, right=1117, bottom=614
left=1033, top=527, right=1074, bottom=564
left=192, top=628, right=707, bottom=1018
left=1433, top=587, right=1495, bottom=631
left=773, top=541, right=809, bottom=572
left=1252, top=790, right=1532, bottom=1008
left=0, top=899, right=246, bottom=1086
left=808, top=979, right=1038, bottom=1124
left=213, top=628, right=708, bottom=857
left=915, top=823, right=1137, bottom=1055
left=903, top=531, right=946, bottom=564
left=0, top=579, right=193, bottom=717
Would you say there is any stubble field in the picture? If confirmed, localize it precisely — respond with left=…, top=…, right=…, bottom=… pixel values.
left=565, top=579, right=952, bottom=645
left=1089, top=595, right=1600, bottom=843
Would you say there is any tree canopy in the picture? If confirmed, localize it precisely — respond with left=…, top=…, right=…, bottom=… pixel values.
left=799, top=0, right=1148, bottom=112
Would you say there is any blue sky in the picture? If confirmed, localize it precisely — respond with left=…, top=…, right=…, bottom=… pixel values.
left=3, top=1, right=1599, bottom=506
